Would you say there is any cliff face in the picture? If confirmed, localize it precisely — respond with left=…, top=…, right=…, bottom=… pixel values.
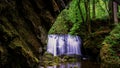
left=0, top=0, right=69, bottom=67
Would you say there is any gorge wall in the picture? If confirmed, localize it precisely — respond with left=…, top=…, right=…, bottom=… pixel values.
left=0, top=0, right=70, bottom=68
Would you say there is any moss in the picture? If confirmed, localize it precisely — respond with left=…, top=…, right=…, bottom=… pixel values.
left=42, top=52, right=73, bottom=66
left=100, top=24, right=120, bottom=64
left=53, top=56, right=61, bottom=63
left=48, top=9, right=70, bottom=34
left=68, top=58, right=77, bottom=62
left=49, top=0, right=83, bottom=35
left=9, top=38, right=39, bottom=63
left=0, top=45, right=4, bottom=53
left=4, top=29, right=38, bottom=63
left=0, top=0, right=56, bottom=67
left=74, top=66, right=78, bottom=68
left=0, top=22, right=39, bottom=67
left=42, top=52, right=53, bottom=61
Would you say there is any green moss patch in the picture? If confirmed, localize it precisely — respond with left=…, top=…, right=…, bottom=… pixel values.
left=48, top=9, right=70, bottom=34
left=100, top=24, right=120, bottom=64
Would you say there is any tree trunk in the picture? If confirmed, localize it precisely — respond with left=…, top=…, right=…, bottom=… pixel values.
left=113, top=0, right=120, bottom=4
left=108, top=0, right=114, bottom=23
left=113, top=1, right=118, bottom=24
left=92, top=0, right=96, bottom=19
left=78, top=0, right=85, bottom=23
left=84, top=0, right=91, bottom=34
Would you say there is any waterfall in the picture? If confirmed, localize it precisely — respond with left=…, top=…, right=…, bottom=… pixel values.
left=57, top=35, right=66, bottom=55
left=47, top=34, right=82, bottom=56
left=47, top=35, right=58, bottom=56
left=67, top=35, right=81, bottom=55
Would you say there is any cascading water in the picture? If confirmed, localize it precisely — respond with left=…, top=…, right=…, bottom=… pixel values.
left=47, top=34, right=82, bottom=56
left=67, top=35, right=81, bottom=55
left=57, top=35, right=67, bottom=55
left=47, top=35, right=58, bottom=56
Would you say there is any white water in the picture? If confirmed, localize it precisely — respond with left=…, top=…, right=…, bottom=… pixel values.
left=47, top=34, right=82, bottom=56
left=47, top=35, right=58, bottom=56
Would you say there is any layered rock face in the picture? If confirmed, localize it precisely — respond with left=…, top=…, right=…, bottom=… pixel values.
left=0, top=0, right=70, bottom=67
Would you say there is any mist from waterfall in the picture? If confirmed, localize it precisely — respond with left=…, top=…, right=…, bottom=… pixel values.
left=47, top=34, right=82, bottom=56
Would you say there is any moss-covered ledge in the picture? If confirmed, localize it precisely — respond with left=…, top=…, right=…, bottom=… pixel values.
left=100, top=24, right=120, bottom=64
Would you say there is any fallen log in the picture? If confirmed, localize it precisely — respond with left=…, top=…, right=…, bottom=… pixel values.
left=92, top=29, right=111, bottom=36
left=84, top=29, right=111, bottom=45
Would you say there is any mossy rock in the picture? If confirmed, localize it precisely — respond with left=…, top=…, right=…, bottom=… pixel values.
left=49, top=9, right=71, bottom=34
left=42, top=52, right=54, bottom=61
left=68, top=58, right=77, bottom=62
left=74, top=66, right=78, bottom=68
left=0, top=23, right=39, bottom=67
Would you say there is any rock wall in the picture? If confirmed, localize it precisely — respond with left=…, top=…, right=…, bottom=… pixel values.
left=0, top=0, right=70, bottom=67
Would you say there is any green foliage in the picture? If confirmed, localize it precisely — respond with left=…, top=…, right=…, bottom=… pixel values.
left=49, top=0, right=82, bottom=35
left=49, top=0, right=110, bottom=35
left=67, top=0, right=81, bottom=23
left=100, top=24, right=120, bottom=64
left=93, top=0, right=108, bottom=18
left=48, top=9, right=70, bottom=34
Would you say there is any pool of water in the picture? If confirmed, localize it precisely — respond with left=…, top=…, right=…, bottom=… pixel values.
left=39, top=60, right=120, bottom=68
left=39, top=60, right=100, bottom=68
